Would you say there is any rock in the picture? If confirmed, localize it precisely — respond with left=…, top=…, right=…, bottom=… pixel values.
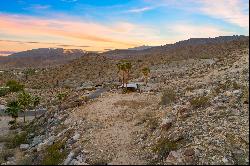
left=161, top=118, right=172, bottom=131
left=7, top=157, right=15, bottom=162
left=0, top=104, right=6, bottom=111
left=20, top=144, right=29, bottom=150
left=32, top=136, right=44, bottom=146
left=72, top=160, right=89, bottom=165
left=64, top=152, right=75, bottom=165
left=76, top=153, right=86, bottom=163
left=222, top=157, right=229, bottom=164
left=73, top=133, right=80, bottom=141
left=184, top=148, right=195, bottom=156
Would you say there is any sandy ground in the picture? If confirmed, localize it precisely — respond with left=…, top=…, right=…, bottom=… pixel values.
left=71, top=92, right=161, bottom=165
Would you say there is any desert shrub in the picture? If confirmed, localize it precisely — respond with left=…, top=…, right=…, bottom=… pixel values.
left=6, top=80, right=24, bottom=92
left=41, top=141, right=67, bottom=165
left=190, top=96, right=210, bottom=108
left=232, top=81, right=241, bottom=90
left=17, top=155, right=33, bottom=165
left=0, top=87, right=9, bottom=97
left=152, top=137, right=178, bottom=161
left=146, top=117, right=159, bottom=132
left=159, top=89, right=176, bottom=106
left=5, top=131, right=28, bottom=149
left=241, top=86, right=249, bottom=104
left=0, top=149, right=15, bottom=164
left=185, top=86, right=195, bottom=91
left=57, top=92, right=68, bottom=101
left=89, top=158, right=110, bottom=165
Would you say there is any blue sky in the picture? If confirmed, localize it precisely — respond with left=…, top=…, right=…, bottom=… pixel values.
left=0, top=0, right=249, bottom=54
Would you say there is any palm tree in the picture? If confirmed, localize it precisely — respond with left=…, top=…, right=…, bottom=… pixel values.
left=18, top=91, right=32, bottom=123
left=124, top=61, right=132, bottom=88
left=116, top=62, right=123, bottom=85
left=5, top=100, right=21, bottom=125
left=117, top=60, right=132, bottom=88
left=33, top=96, right=40, bottom=118
left=142, top=67, right=150, bottom=86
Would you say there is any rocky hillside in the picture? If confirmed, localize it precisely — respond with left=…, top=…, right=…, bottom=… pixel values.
left=0, top=48, right=87, bottom=69
left=14, top=36, right=248, bottom=89
left=102, top=35, right=248, bottom=59
left=0, top=37, right=248, bottom=165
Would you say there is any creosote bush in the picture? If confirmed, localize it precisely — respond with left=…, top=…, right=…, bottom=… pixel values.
left=190, top=96, right=210, bottom=109
left=152, top=137, right=178, bottom=161
left=6, top=80, right=24, bottom=92
left=159, top=89, right=176, bottom=106
left=5, top=131, right=28, bottom=149
left=41, top=140, right=67, bottom=165
left=0, top=87, right=9, bottom=97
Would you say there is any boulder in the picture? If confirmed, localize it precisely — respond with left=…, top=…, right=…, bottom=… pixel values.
left=20, top=144, right=29, bottom=150
left=73, top=133, right=80, bottom=141
left=64, top=152, right=75, bottom=165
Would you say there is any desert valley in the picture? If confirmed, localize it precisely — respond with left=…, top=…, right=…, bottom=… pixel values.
left=0, top=0, right=249, bottom=165
left=0, top=36, right=249, bottom=165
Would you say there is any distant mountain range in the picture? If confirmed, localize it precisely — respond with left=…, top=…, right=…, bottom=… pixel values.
left=0, top=48, right=87, bottom=69
left=127, top=45, right=154, bottom=51
left=0, top=35, right=248, bottom=69
left=102, top=35, right=249, bottom=59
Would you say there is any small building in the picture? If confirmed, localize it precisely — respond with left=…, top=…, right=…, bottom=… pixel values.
left=119, top=83, right=140, bottom=92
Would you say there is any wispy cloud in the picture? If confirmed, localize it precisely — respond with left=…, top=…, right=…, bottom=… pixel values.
left=61, top=0, right=78, bottom=2
left=197, top=0, right=249, bottom=29
left=125, top=6, right=155, bottom=13
left=27, top=4, right=51, bottom=10
left=0, top=14, right=164, bottom=51
left=0, top=50, right=17, bottom=55
left=0, top=39, right=90, bottom=48
left=146, top=0, right=249, bottom=29
left=165, top=23, right=235, bottom=42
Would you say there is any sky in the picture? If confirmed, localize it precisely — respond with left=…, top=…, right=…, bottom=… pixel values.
left=0, top=0, right=249, bottom=55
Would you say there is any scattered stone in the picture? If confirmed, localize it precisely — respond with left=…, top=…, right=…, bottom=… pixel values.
left=64, top=152, right=75, bottom=165
left=20, top=144, right=29, bottom=150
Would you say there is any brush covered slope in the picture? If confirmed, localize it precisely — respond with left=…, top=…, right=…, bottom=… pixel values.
left=0, top=36, right=249, bottom=165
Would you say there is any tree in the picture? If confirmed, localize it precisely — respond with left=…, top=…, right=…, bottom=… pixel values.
left=32, top=96, right=40, bottom=118
left=116, top=60, right=132, bottom=88
left=142, top=67, right=150, bottom=86
left=23, top=68, right=36, bottom=81
left=5, top=100, right=21, bottom=125
left=18, top=91, right=32, bottom=123
left=124, top=61, right=132, bottom=88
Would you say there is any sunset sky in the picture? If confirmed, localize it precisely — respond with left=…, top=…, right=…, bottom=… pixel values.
left=0, top=0, right=249, bottom=55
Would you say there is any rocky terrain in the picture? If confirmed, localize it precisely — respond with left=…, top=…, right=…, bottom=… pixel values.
left=0, top=36, right=249, bottom=165
left=0, top=48, right=87, bottom=69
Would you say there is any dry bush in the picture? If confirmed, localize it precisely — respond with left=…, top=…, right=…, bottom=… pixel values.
left=159, top=89, right=176, bottom=106
left=113, top=100, right=150, bottom=109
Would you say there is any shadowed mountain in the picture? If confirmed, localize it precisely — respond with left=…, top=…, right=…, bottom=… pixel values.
left=102, top=35, right=248, bottom=59
left=0, top=48, right=87, bottom=69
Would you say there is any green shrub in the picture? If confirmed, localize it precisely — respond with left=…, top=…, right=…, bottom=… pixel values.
left=5, top=132, right=28, bottom=149
left=159, top=89, right=176, bottom=106
left=6, top=80, right=24, bottom=92
left=0, top=87, right=9, bottom=97
left=57, top=92, right=68, bottom=101
left=41, top=141, right=67, bottom=165
left=190, top=96, right=210, bottom=108
left=152, top=137, right=178, bottom=161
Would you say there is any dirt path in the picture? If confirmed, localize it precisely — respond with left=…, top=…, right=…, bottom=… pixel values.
left=71, top=92, right=160, bottom=165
